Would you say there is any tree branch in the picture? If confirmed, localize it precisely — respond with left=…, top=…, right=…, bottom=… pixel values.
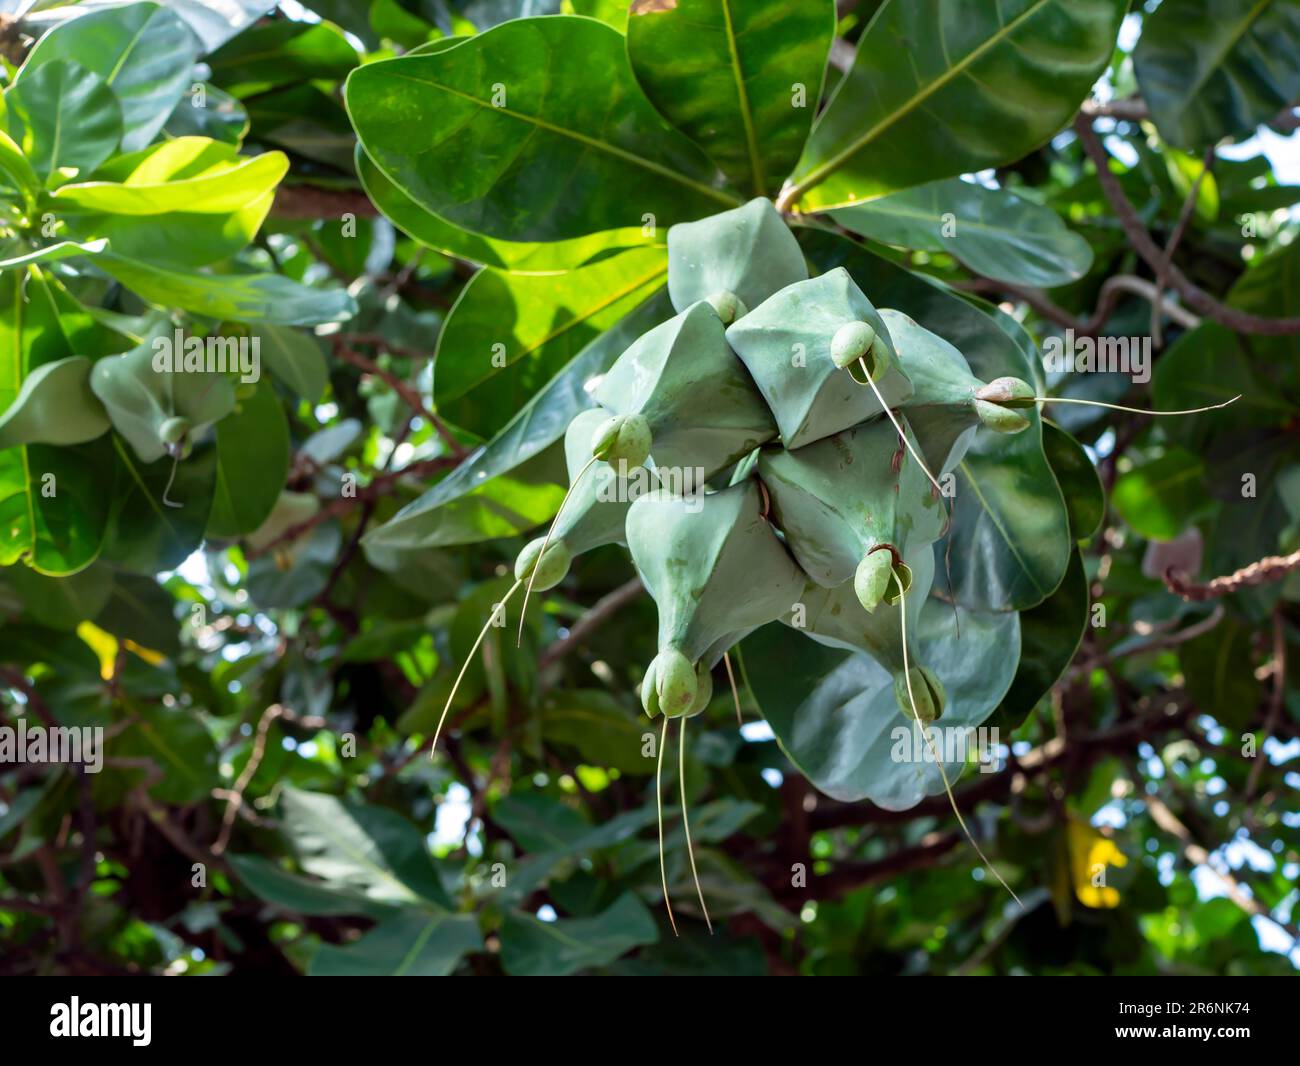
left=1165, top=547, right=1300, bottom=600
left=1074, top=115, right=1300, bottom=335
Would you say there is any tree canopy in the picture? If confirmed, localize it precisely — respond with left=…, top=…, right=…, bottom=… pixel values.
left=0, top=0, right=1298, bottom=978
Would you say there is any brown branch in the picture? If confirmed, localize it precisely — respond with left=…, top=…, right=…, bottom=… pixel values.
left=213, top=704, right=285, bottom=856
left=961, top=273, right=1200, bottom=337
left=1074, top=115, right=1300, bottom=335
left=1151, top=144, right=1215, bottom=347
left=245, top=454, right=459, bottom=558
left=271, top=184, right=378, bottom=220
left=537, top=577, right=645, bottom=674
left=1165, top=547, right=1300, bottom=601
left=333, top=341, right=465, bottom=457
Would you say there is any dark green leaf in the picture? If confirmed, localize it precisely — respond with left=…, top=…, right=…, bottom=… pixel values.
left=345, top=16, right=738, bottom=241
left=206, top=378, right=291, bottom=538
left=499, top=892, right=657, bottom=976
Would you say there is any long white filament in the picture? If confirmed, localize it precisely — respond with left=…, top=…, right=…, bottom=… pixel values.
left=896, top=576, right=1023, bottom=909
left=656, top=716, right=678, bottom=937
left=517, top=454, right=599, bottom=646
left=680, top=716, right=713, bottom=934
left=430, top=578, right=522, bottom=759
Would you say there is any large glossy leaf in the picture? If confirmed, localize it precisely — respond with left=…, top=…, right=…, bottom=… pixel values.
left=20, top=2, right=201, bottom=152
left=435, top=248, right=667, bottom=438
left=206, top=378, right=290, bottom=539
left=783, top=0, right=1127, bottom=212
left=1134, top=0, right=1300, bottom=149
left=0, top=270, right=115, bottom=575
left=6, top=59, right=123, bottom=182
left=92, top=572, right=181, bottom=656
left=741, top=594, right=1020, bottom=808
left=356, top=145, right=655, bottom=273
left=230, top=853, right=388, bottom=917
left=801, top=229, right=1071, bottom=611
left=96, top=254, right=356, bottom=326
left=278, top=787, right=453, bottom=909
left=1041, top=421, right=1104, bottom=541
left=499, top=892, right=658, bottom=976
left=107, top=705, right=219, bottom=806
left=363, top=293, right=669, bottom=559
left=310, top=911, right=482, bottom=976
left=993, top=544, right=1088, bottom=732
left=101, top=438, right=217, bottom=573
left=626, top=0, right=835, bottom=198
left=832, top=178, right=1093, bottom=287
left=345, top=16, right=738, bottom=241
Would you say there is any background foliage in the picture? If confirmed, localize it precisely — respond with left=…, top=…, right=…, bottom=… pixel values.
left=1, top=0, right=1298, bottom=976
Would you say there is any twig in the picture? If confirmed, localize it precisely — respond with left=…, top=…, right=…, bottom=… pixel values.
left=1151, top=144, right=1216, bottom=347
left=1074, top=116, right=1300, bottom=335
left=1246, top=607, right=1285, bottom=803
left=960, top=273, right=1200, bottom=337
left=1165, top=548, right=1300, bottom=601
left=213, top=704, right=285, bottom=856
left=333, top=341, right=464, bottom=457
left=537, top=577, right=644, bottom=673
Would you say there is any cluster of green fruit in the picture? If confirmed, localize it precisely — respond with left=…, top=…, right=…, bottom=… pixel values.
left=497, top=199, right=1038, bottom=731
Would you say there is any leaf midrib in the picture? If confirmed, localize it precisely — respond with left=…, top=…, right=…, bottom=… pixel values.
left=376, top=68, right=738, bottom=208
left=792, top=0, right=1054, bottom=204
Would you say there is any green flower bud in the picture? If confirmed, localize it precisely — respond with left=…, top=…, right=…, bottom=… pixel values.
left=591, top=413, right=652, bottom=467
left=854, top=550, right=893, bottom=613
left=830, top=320, right=877, bottom=370
left=974, top=399, right=1031, bottom=434
left=159, top=416, right=191, bottom=445
left=678, top=661, right=714, bottom=719
left=514, top=536, right=572, bottom=591
left=975, top=376, right=1036, bottom=408
left=706, top=290, right=748, bottom=325
left=641, top=646, right=698, bottom=718
left=893, top=665, right=946, bottom=722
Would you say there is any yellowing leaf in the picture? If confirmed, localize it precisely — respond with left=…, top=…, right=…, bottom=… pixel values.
left=76, top=620, right=119, bottom=680
left=1067, top=819, right=1127, bottom=909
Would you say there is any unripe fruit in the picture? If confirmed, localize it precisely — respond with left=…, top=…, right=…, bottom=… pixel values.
left=882, top=561, right=912, bottom=606
left=854, top=550, right=893, bottom=613
left=830, top=320, right=877, bottom=370
left=159, top=416, right=191, bottom=445
left=975, top=376, right=1036, bottom=408
left=590, top=412, right=652, bottom=467
left=974, top=399, right=1031, bottom=434
left=705, top=289, right=748, bottom=325
left=893, top=665, right=946, bottom=722
left=513, top=536, right=572, bottom=591
left=641, top=646, right=698, bottom=718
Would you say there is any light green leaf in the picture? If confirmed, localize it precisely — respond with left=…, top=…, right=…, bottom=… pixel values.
left=310, top=911, right=482, bottom=976
left=434, top=247, right=667, bottom=438
left=0, top=269, right=115, bottom=575
left=627, top=0, right=834, bottom=198
left=251, top=324, right=328, bottom=403
left=500, top=893, right=658, bottom=976
left=345, top=16, right=737, bottom=242
left=20, top=2, right=201, bottom=152
left=1134, top=0, right=1300, bottom=148
left=833, top=178, right=1093, bottom=287
left=784, top=0, right=1127, bottom=212
left=1112, top=447, right=1206, bottom=541
left=6, top=59, right=123, bottom=182
left=279, top=787, right=453, bottom=909
left=96, top=254, right=356, bottom=326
